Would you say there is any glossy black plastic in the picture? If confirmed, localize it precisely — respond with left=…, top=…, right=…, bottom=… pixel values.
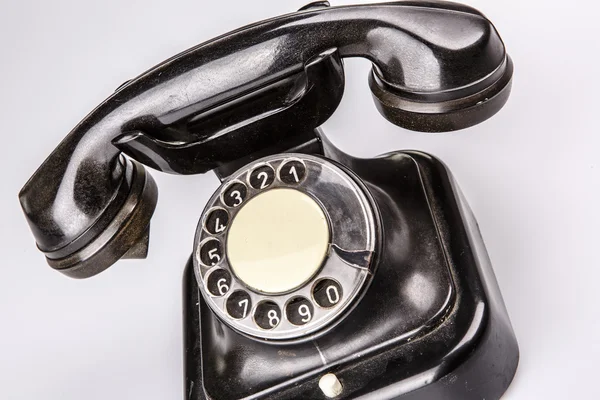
left=183, top=136, right=519, bottom=399
left=17, top=1, right=518, bottom=397
left=18, top=1, right=512, bottom=278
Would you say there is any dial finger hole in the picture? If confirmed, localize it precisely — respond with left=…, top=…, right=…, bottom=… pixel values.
left=226, top=290, right=252, bottom=320
left=313, top=278, right=343, bottom=309
left=222, top=182, right=247, bottom=207
left=199, top=238, right=223, bottom=267
left=249, top=165, right=275, bottom=190
left=204, top=208, right=229, bottom=235
left=254, top=301, right=281, bottom=330
left=279, top=160, right=306, bottom=184
left=286, top=297, right=314, bottom=326
left=206, top=268, right=231, bottom=297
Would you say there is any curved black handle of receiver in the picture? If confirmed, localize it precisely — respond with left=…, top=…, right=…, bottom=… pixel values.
left=19, top=1, right=513, bottom=277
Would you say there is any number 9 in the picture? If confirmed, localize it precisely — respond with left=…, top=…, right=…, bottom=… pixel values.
left=298, top=304, right=311, bottom=323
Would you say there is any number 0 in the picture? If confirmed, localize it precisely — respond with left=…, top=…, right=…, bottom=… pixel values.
left=326, top=285, right=340, bottom=304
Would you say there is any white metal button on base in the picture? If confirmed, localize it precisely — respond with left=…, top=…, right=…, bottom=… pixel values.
left=226, top=188, right=330, bottom=294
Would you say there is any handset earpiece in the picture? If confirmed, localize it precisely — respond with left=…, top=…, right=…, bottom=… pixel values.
left=367, top=6, right=513, bottom=132
left=369, top=60, right=513, bottom=132
left=19, top=1, right=512, bottom=278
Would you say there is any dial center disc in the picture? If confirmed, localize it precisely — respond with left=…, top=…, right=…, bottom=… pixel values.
left=226, top=188, right=330, bottom=294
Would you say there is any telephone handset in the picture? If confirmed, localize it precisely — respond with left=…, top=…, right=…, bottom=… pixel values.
left=19, top=1, right=518, bottom=399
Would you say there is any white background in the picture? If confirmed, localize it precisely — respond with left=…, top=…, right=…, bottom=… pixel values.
left=1, top=0, right=598, bottom=399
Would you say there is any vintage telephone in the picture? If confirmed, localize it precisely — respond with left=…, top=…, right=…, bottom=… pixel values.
left=19, top=1, right=519, bottom=399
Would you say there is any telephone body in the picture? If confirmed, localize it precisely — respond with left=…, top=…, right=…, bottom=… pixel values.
left=19, top=1, right=518, bottom=399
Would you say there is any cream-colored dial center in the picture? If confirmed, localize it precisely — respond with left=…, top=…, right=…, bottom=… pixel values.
left=227, top=188, right=330, bottom=294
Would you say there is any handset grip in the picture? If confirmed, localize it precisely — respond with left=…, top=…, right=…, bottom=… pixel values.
left=19, top=1, right=512, bottom=277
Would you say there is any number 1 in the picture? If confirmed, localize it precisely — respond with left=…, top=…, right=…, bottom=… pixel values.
left=289, top=166, right=299, bottom=182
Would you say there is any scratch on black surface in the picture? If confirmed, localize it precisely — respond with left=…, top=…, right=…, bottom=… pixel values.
left=188, top=380, right=194, bottom=399
left=313, top=340, right=327, bottom=365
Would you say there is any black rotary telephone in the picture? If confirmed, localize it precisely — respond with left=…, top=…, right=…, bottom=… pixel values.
left=19, top=1, right=519, bottom=399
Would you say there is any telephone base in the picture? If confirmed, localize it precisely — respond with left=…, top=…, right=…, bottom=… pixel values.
left=183, top=150, right=518, bottom=399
